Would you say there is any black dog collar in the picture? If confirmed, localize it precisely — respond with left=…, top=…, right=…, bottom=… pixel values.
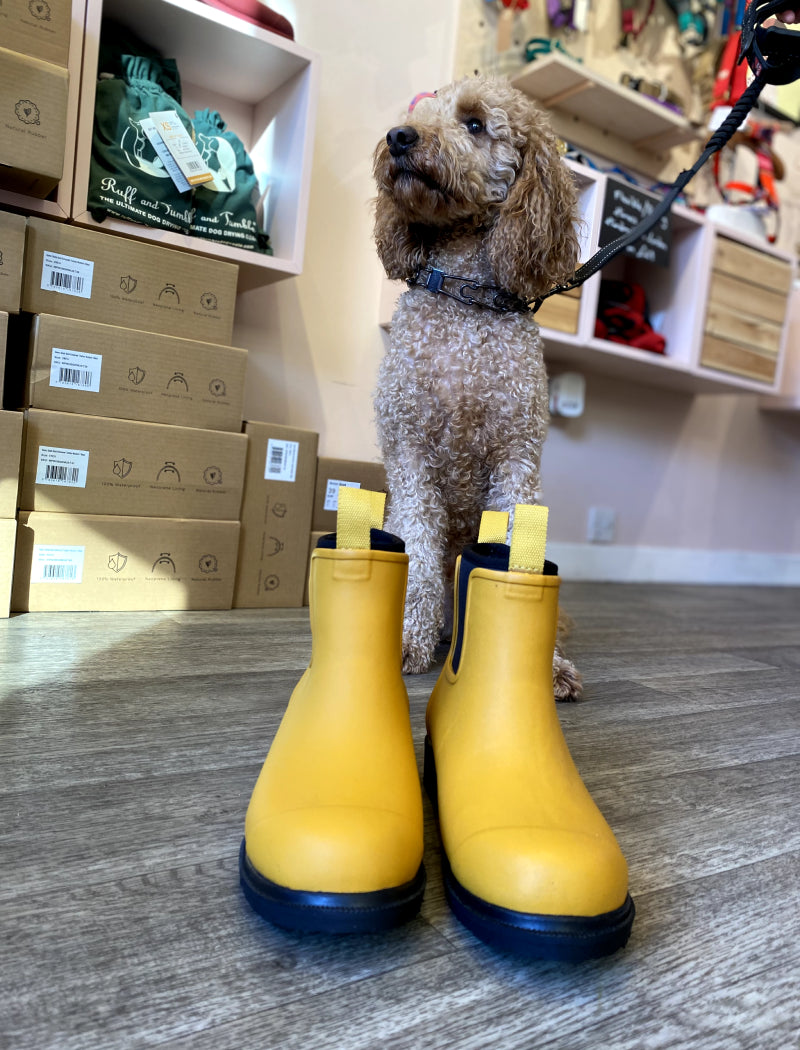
left=408, top=266, right=529, bottom=314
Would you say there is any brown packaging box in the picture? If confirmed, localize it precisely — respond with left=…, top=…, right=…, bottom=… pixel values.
left=22, top=218, right=238, bottom=344
left=0, top=517, right=16, bottom=617
left=233, top=421, right=318, bottom=609
left=12, top=512, right=239, bottom=611
left=0, top=49, right=68, bottom=198
left=312, top=457, right=388, bottom=533
left=0, top=408, right=24, bottom=517
left=26, top=315, right=247, bottom=432
left=20, top=409, right=247, bottom=520
left=0, top=212, right=26, bottom=313
left=0, top=0, right=72, bottom=67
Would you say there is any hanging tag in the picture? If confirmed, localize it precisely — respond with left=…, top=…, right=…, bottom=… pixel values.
left=573, top=0, right=590, bottom=33
left=139, top=117, right=192, bottom=193
left=148, top=110, right=214, bottom=186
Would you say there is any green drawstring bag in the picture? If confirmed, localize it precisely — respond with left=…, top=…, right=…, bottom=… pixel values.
left=88, top=53, right=194, bottom=233
left=190, top=109, right=268, bottom=252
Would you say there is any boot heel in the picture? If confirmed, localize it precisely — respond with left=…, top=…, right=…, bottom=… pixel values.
left=423, top=734, right=439, bottom=816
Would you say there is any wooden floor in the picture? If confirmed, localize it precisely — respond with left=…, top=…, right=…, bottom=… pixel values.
left=1, top=582, right=798, bottom=1050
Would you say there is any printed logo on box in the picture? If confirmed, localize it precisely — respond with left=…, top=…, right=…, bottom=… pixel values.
left=41, top=252, right=94, bottom=300
left=323, top=479, right=361, bottom=512
left=265, top=439, right=299, bottom=484
left=36, top=446, right=89, bottom=488
left=31, top=545, right=85, bottom=584
left=49, top=348, right=102, bottom=393
left=15, top=100, right=40, bottom=126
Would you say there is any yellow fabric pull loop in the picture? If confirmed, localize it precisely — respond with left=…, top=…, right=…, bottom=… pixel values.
left=509, top=504, right=549, bottom=574
left=478, top=510, right=509, bottom=545
left=336, top=488, right=386, bottom=549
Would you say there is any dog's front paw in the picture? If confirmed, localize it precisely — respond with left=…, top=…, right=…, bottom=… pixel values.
left=553, top=650, right=583, bottom=702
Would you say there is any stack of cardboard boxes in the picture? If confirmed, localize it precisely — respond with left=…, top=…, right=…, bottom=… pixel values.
left=0, top=0, right=70, bottom=198
left=9, top=216, right=249, bottom=613
left=0, top=211, right=28, bottom=615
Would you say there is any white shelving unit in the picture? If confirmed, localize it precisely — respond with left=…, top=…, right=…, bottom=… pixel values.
left=70, top=0, right=320, bottom=283
left=379, top=158, right=796, bottom=396
left=0, top=0, right=87, bottom=221
left=511, top=53, right=700, bottom=178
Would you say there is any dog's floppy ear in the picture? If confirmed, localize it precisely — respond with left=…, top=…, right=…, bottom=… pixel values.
left=373, top=192, right=428, bottom=280
left=486, top=120, right=580, bottom=302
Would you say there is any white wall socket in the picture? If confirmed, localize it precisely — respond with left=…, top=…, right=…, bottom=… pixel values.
left=587, top=506, right=617, bottom=543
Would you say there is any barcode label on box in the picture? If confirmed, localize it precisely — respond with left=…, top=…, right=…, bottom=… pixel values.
left=49, top=348, right=103, bottom=393
left=41, top=251, right=94, bottom=300
left=35, top=446, right=90, bottom=488
left=265, top=439, right=299, bottom=483
left=31, top=545, right=85, bottom=584
left=324, top=479, right=361, bottom=512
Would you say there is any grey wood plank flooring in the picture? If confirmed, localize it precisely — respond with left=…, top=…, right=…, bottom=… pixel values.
left=1, top=583, right=798, bottom=1050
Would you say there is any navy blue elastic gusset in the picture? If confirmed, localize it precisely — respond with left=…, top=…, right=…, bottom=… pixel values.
left=451, top=544, right=558, bottom=673
left=316, top=529, right=405, bottom=554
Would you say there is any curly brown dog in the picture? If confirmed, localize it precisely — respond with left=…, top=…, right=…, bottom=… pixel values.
left=373, top=74, right=582, bottom=698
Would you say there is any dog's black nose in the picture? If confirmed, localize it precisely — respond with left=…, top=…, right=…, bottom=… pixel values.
left=386, top=125, right=419, bottom=157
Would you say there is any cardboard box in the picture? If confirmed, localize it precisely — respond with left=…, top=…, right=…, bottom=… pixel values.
left=20, top=409, right=247, bottom=520
left=0, top=212, right=26, bottom=313
left=312, top=458, right=388, bottom=533
left=303, top=530, right=326, bottom=606
left=22, top=218, right=238, bottom=344
left=0, top=409, right=23, bottom=517
left=0, top=49, right=68, bottom=198
left=12, top=512, right=239, bottom=611
left=0, top=517, right=15, bottom=617
left=26, top=315, right=247, bottom=432
left=0, top=0, right=72, bottom=68
left=233, top=421, right=318, bottom=609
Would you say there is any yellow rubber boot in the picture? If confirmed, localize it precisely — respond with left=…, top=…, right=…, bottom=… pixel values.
left=425, top=505, right=634, bottom=959
left=240, top=488, right=425, bottom=932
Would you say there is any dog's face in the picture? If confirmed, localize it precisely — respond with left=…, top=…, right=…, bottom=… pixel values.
left=373, top=79, right=527, bottom=227
left=373, top=75, right=580, bottom=300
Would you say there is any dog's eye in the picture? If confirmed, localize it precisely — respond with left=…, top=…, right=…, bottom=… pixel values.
left=464, top=117, right=484, bottom=134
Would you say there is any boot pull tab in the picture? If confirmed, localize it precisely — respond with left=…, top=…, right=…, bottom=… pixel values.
left=336, top=487, right=387, bottom=550
left=478, top=510, right=509, bottom=544
left=509, top=504, right=549, bottom=574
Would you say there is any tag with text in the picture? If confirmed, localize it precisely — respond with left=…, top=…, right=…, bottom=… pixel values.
left=324, top=479, right=361, bottom=512
left=265, top=439, right=299, bottom=483
left=35, top=446, right=90, bottom=488
left=49, top=348, right=102, bottom=393
left=41, top=251, right=94, bottom=299
left=31, top=545, right=85, bottom=584
left=149, top=110, right=214, bottom=186
left=139, top=117, right=192, bottom=193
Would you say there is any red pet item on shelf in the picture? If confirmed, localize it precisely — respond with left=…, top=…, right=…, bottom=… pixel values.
left=594, top=280, right=666, bottom=354
left=200, top=0, right=294, bottom=39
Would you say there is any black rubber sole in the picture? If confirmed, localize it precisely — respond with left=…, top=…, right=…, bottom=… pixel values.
left=239, top=840, right=426, bottom=934
left=423, top=735, right=635, bottom=961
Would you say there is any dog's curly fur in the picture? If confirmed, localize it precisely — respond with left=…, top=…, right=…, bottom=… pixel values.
left=373, top=75, right=582, bottom=698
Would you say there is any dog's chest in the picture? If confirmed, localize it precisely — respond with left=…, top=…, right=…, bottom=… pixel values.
left=383, top=293, right=542, bottom=406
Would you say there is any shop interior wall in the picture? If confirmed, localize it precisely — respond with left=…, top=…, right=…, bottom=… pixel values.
left=234, top=0, right=800, bottom=568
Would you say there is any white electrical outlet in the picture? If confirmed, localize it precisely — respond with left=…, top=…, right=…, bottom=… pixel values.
left=587, top=506, right=617, bottom=543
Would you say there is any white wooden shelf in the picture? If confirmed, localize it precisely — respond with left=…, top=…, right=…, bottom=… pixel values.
left=0, top=0, right=87, bottom=221
left=511, top=53, right=697, bottom=153
left=70, top=0, right=320, bottom=283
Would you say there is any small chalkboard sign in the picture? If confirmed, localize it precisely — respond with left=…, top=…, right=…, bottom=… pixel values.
left=598, top=177, right=671, bottom=268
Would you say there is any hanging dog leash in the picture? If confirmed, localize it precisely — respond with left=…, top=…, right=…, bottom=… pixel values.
left=531, top=0, right=800, bottom=313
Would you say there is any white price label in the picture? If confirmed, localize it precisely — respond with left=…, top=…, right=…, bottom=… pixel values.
left=35, top=446, right=90, bottom=488
left=323, top=479, right=360, bottom=512
left=139, top=117, right=191, bottom=193
left=31, top=545, right=85, bottom=584
left=265, top=439, right=299, bottom=483
left=149, top=110, right=213, bottom=186
left=49, top=348, right=102, bottom=393
left=41, top=251, right=94, bottom=299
